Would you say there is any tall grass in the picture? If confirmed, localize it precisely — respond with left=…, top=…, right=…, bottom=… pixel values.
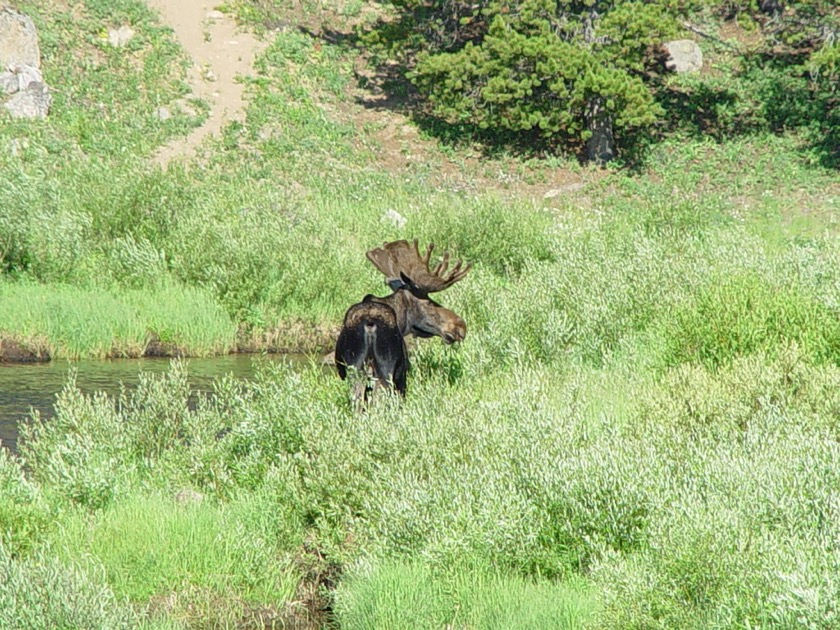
left=0, top=543, right=176, bottom=630
left=50, top=492, right=300, bottom=609
left=3, top=0, right=838, bottom=355
left=334, top=560, right=596, bottom=629
left=0, top=281, right=235, bottom=359
left=3, top=0, right=840, bottom=627
left=10, top=348, right=839, bottom=627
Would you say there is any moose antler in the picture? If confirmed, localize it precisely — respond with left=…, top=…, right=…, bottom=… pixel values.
left=366, top=239, right=471, bottom=293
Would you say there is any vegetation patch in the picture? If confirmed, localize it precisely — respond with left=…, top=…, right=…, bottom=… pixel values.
left=2, top=0, right=840, bottom=627
left=660, top=273, right=840, bottom=370
left=334, top=560, right=596, bottom=629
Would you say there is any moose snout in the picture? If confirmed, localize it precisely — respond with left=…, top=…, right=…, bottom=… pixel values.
left=442, top=318, right=467, bottom=344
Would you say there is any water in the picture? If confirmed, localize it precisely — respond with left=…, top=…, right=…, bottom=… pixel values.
left=0, top=354, right=314, bottom=454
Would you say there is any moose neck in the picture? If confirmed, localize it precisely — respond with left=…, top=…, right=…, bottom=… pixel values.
left=369, top=290, right=414, bottom=336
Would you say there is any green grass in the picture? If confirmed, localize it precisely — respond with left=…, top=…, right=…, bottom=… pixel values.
left=660, top=272, right=840, bottom=370
left=0, top=280, right=235, bottom=359
left=2, top=0, right=840, bottom=628
left=9, top=349, right=839, bottom=627
left=49, top=491, right=299, bottom=608
left=3, top=0, right=838, bottom=359
left=0, top=543, right=176, bottom=630
left=334, top=560, right=596, bottom=629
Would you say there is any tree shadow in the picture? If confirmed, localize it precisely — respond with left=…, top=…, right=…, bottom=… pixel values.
left=654, top=51, right=839, bottom=169
left=299, top=17, right=838, bottom=171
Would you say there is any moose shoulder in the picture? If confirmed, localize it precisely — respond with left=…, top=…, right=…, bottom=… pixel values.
left=335, top=239, right=471, bottom=400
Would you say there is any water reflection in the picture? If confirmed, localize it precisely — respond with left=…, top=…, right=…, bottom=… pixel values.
left=0, top=354, right=312, bottom=454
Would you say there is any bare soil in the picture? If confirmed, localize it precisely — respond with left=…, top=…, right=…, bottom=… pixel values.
left=143, top=0, right=600, bottom=201
left=0, top=338, right=51, bottom=363
left=144, top=0, right=266, bottom=167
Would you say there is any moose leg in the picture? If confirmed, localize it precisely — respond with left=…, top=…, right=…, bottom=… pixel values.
left=371, top=324, right=408, bottom=396
left=335, top=323, right=367, bottom=381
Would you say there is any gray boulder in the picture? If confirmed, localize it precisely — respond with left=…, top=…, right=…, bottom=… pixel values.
left=663, top=39, right=703, bottom=74
left=0, top=6, right=40, bottom=69
left=1, top=62, right=41, bottom=94
left=0, top=7, right=51, bottom=119
left=4, top=78, right=50, bottom=119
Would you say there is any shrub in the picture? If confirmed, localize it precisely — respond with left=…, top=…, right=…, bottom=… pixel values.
left=660, top=273, right=840, bottom=370
left=371, top=0, right=682, bottom=159
left=19, top=379, right=134, bottom=511
left=0, top=544, right=162, bottom=630
left=0, top=447, right=48, bottom=554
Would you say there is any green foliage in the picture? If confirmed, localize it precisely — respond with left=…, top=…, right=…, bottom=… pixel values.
left=9, top=0, right=195, bottom=158
left=596, top=348, right=840, bottom=627
left=0, top=448, right=49, bottom=555
left=4, top=1, right=840, bottom=628
left=13, top=339, right=840, bottom=628
left=370, top=0, right=682, bottom=156
left=50, top=492, right=298, bottom=606
left=0, top=280, right=235, bottom=359
left=20, top=380, right=134, bottom=510
left=661, top=273, right=840, bottom=370
left=0, top=544, right=169, bottom=630
left=657, top=0, right=839, bottom=164
left=334, top=560, right=596, bottom=629
left=417, top=196, right=557, bottom=276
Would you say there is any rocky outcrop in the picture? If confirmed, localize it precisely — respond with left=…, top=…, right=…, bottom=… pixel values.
left=0, top=6, right=51, bottom=120
left=663, top=39, right=704, bottom=74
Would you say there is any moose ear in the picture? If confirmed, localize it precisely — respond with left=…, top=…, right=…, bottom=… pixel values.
left=401, top=271, right=423, bottom=290
left=388, top=272, right=418, bottom=292
left=387, top=274, right=408, bottom=291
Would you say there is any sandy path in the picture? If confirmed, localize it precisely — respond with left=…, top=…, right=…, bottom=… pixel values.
left=145, top=1, right=266, bottom=167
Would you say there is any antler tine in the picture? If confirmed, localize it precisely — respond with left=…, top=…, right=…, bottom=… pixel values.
left=446, top=261, right=472, bottom=286
left=366, top=239, right=471, bottom=293
left=432, top=251, right=450, bottom=276
left=417, top=240, right=434, bottom=266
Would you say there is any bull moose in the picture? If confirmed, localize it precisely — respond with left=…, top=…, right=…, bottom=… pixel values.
left=335, top=239, right=471, bottom=401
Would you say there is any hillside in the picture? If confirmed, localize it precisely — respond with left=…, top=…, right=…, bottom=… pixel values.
left=1, top=1, right=840, bottom=629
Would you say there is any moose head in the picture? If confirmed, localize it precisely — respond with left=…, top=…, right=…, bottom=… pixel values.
left=335, top=239, right=471, bottom=401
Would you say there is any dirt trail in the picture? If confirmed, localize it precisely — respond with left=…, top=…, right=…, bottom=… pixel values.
left=145, top=0, right=266, bottom=167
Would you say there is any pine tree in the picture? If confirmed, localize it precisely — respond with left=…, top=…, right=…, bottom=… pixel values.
left=371, top=0, right=684, bottom=162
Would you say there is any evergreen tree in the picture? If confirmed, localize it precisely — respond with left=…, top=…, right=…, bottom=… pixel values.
left=370, top=0, right=686, bottom=162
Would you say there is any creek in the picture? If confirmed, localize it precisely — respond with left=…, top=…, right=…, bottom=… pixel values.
left=0, top=354, right=313, bottom=454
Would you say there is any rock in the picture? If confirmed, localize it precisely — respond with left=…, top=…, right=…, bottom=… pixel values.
left=174, top=489, right=204, bottom=505
left=663, top=39, right=703, bottom=74
left=201, top=66, right=217, bottom=82
left=544, top=183, right=585, bottom=199
left=0, top=70, right=18, bottom=94
left=0, top=7, right=41, bottom=69
left=108, top=25, right=135, bottom=48
left=1, top=63, right=43, bottom=94
left=206, top=10, right=226, bottom=20
left=4, top=80, right=50, bottom=119
left=0, top=9, right=51, bottom=120
left=381, top=208, right=407, bottom=228
left=154, top=106, right=171, bottom=121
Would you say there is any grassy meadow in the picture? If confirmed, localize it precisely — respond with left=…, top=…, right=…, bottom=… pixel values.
left=1, top=0, right=840, bottom=628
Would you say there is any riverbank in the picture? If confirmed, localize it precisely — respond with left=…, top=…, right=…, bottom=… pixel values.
left=0, top=281, right=339, bottom=363
left=0, top=323, right=338, bottom=363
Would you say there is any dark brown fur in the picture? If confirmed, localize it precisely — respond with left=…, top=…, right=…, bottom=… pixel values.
left=335, top=240, right=470, bottom=401
left=335, top=297, right=409, bottom=397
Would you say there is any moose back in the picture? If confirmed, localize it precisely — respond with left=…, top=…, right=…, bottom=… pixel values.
left=335, top=239, right=471, bottom=401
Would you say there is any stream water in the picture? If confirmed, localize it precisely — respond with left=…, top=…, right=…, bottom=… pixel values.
left=0, top=354, right=313, bottom=454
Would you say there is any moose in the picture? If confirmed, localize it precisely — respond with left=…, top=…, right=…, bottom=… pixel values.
left=335, top=239, right=471, bottom=400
